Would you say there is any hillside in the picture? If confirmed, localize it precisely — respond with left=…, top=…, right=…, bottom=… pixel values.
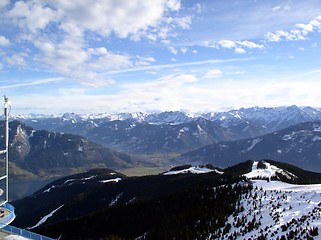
left=10, top=160, right=321, bottom=239
left=12, top=168, right=246, bottom=239
left=176, top=121, right=321, bottom=172
left=0, top=121, right=133, bottom=179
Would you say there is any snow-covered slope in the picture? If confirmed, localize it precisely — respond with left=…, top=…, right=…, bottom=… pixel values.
left=164, top=166, right=223, bottom=175
left=215, top=180, right=321, bottom=239
left=244, top=161, right=297, bottom=180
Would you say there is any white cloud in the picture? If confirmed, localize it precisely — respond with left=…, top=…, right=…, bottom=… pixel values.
left=165, top=0, right=181, bottom=11
left=265, top=15, right=321, bottom=42
left=237, top=40, right=263, bottom=49
left=204, top=69, right=223, bottom=78
left=272, top=6, right=281, bottom=12
left=32, top=36, right=131, bottom=86
left=217, top=40, right=236, bottom=49
left=7, top=1, right=57, bottom=33
left=4, top=53, right=27, bottom=66
left=174, top=16, right=192, bottom=29
left=135, top=56, right=156, bottom=66
left=0, top=36, right=10, bottom=46
left=216, top=39, right=263, bottom=54
left=193, top=3, right=203, bottom=14
left=169, top=46, right=178, bottom=55
left=180, top=47, right=188, bottom=54
left=234, top=48, right=246, bottom=54
left=3, top=0, right=190, bottom=86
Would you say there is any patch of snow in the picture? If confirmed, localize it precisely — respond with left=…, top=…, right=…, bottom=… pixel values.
left=313, top=136, right=321, bottom=141
left=64, top=176, right=96, bottom=184
left=29, top=130, right=36, bottom=137
left=179, top=127, right=190, bottom=133
left=219, top=144, right=228, bottom=149
left=164, top=166, right=223, bottom=175
left=242, top=138, right=262, bottom=152
left=197, top=124, right=204, bottom=133
left=242, top=126, right=249, bottom=132
left=4, top=236, right=29, bottom=240
left=100, top=178, right=122, bottom=183
left=27, top=205, right=64, bottom=230
left=253, top=180, right=321, bottom=192
left=43, top=185, right=56, bottom=193
left=313, top=124, right=321, bottom=132
left=109, top=193, right=123, bottom=207
left=282, top=133, right=294, bottom=141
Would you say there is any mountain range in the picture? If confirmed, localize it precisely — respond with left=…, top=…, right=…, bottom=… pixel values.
left=8, top=105, right=321, bottom=173
left=13, top=105, right=321, bottom=155
left=11, top=160, right=321, bottom=239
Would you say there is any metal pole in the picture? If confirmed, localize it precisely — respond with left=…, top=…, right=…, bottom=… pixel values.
left=4, top=96, right=9, bottom=203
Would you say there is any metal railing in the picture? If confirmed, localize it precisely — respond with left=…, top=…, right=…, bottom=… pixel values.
left=3, top=224, right=56, bottom=240
left=1, top=203, right=55, bottom=239
left=0, top=203, right=15, bottom=227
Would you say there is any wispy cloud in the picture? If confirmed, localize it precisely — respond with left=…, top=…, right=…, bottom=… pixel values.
left=0, top=78, right=63, bottom=89
left=103, top=58, right=254, bottom=75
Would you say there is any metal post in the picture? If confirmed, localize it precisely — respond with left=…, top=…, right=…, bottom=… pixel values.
left=4, top=96, right=9, bottom=203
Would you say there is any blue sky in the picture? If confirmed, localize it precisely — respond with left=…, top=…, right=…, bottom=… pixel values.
left=1, top=0, right=321, bottom=114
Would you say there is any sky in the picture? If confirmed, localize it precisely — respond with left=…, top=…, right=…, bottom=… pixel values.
left=1, top=0, right=321, bottom=115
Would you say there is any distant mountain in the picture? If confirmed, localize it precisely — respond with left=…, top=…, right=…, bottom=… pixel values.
left=175, top=121, right=321, bottom=172
left=14, top=106, right=321, bottom=155
left=85, top=117, right=233, bottom=154
left=0, top=121, right=133, bottom=179
left=11, top=160, right=321, bottom=239
left=207, top=105, right=321, bottom=138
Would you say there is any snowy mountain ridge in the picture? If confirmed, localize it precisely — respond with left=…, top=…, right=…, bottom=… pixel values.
left=12, top=105, right=321, bottom=126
